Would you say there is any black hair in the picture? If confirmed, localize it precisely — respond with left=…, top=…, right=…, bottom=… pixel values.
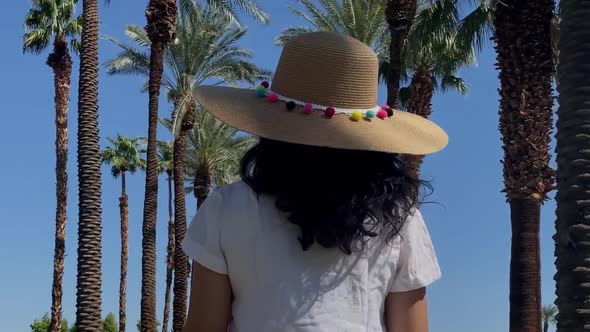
left=240, top=138, right=429, bottom=254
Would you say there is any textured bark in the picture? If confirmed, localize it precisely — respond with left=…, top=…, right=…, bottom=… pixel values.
left=75, top=0, right=103, bottom=330
left=404, top=69, right=434, bottom=179
left=493, top=0, right=555, bottom=331
left=510, top=198, right=543, bottom=332
left=140, top=42, right=164, bottom=332
left=141, top=1, right=177, bottom=331
left=193, top=166, right=211, bottom=209
left=554, top=1, right=590, bottom=330
left=47, top=35, right=72, bottom=332
left=173, top=102, right=195, bottom=332
left=385, top=0, right=417, bottom=108
left=119, top=172, right=128, bottom=332
left=162, top=171, right=174, bottom=332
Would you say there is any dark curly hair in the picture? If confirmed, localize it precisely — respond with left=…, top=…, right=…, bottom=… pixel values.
left=240, top=138, right=428, bottom=254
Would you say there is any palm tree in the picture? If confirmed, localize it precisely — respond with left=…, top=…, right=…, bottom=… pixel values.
left=385, top=0, right=417, bottom=107
left=554, top=1, right=590, bottom=330
left=141, top=0, right=178, bottom=330
left=105, top=2, right=268, bottom=329
left=162, top=113, right=256, bottom=208
left=101, top=135, right=146, bottom=332
left=23, top=1, right=81, bottom=331
left=157, top=140, right=174, bottom=332
left=278, top=0, right=473, bottom=177
left=493, top=0, right=556, bottom=331
left=76, top=0, right=104, bottom=329
left=541, top=305, right=558, bottom=332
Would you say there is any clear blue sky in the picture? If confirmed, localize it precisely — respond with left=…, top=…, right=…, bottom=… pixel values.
left=0, top=1, right=558, bottom=331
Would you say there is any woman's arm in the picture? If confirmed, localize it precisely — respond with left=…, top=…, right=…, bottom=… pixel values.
left=385, top=287, right=429, bottom=332
left=183, top=263, right=232, bottom=332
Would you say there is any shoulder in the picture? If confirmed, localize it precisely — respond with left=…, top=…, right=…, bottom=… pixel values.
left=211, top=180, right=257, bottom=204
left=201, top=181, right=258, bottom=217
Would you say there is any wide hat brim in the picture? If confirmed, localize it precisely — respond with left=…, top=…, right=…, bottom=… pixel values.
left=193, top=85, right=449, bottom=155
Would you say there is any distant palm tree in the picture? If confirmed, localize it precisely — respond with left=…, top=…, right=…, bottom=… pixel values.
left=105, top=2, right=268, bottom=329
left=184, top=112, right=255, bottom=206
left=76, top=0, right=104, bottom=329
left=23, top=1, right=81, bottom=331
left=277, top=0, right=473, bottom=177
left=157, top=140, right=174, bottom=332
left=554, top=1, right=590, bottom=330
left=101, top=135, right=146, bottom=332
left=162, top=113, right=255, bottom=208
left=541, top=305, right=558, bottom=332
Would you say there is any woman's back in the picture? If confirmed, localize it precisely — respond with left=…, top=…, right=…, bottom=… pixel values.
left=183, top=181, right=440, bottom=331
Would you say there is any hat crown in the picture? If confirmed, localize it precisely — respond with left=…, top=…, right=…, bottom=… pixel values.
left=271, top=32, right=379, bottom=109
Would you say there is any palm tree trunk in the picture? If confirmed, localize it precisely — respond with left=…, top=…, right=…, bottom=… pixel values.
left=119, top=172, right=128, bottom=332
left=385, top=0, right=417, bottom=108
left=554, top=1, right=590, bottom=330
left=404, top=68, right=434, bottom=179
left=543, top=319, right=549, bottom=332
left=162, top=171, right=174, bottom=332
left=142, top=2, right=177, bottom=330
left=509, top=198, right=543, bottom=331
left=173, top=101, right=195, bottom=332
left=76, top=0, right=103, bottom=330
left=140, top=40, right=164, bottom=332
left=493, top=0, right=555, bottom=331
left=193, top=166, right=211, bottom=209
left=47, top=35, right=72, bottom=332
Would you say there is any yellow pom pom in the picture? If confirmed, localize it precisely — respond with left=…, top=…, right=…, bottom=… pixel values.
left=257, top=85, right=266, bottom=90
left=351, top=111, right=362, bottom=121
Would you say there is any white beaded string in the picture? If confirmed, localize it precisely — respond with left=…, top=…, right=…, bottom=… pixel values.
left=266, top=89, right=382, bottom=115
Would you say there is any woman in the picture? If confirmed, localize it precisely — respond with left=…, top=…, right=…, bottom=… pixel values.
left=182, top=31, right=448, bottom=332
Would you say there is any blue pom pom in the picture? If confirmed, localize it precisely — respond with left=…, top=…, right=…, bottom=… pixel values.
left=256, top=89, right=267, bottom=97
left=366, top=110, right=376, bottom=118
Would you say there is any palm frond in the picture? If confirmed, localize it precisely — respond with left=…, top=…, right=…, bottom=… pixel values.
left=457, top=0, right=494, bottom=53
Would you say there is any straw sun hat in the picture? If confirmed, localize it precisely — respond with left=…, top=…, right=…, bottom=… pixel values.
left=193, top=31, right=448, bottom=155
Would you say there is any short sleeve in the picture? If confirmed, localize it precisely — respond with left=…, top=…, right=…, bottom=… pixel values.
left=182, top=190, right=228, bottom=275
left=389, top=210, right=441, bottom=292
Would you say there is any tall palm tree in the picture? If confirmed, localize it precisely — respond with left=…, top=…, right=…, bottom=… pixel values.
left=278, top=0, right=473, bottom=177
left=493, top=0, right=556, bottom=331
left=141, top=0, right=177, bottom=330
left=105, top=2, right=268, bottom=329
left=554, top=1, right=590, bottom=330
left=23, top=1, right=81, bottom=331
left=76, top=0, right=104, bottom=329
left=157, top=140, right=174, bottom=332
left=101, top=135, right=146, bottom=332
left=542, top=305, right=558, bottom=332
left=385, top=0, right=417, bottom=107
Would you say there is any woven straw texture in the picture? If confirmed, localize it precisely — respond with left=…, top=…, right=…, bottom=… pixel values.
left=193, top=31, right=448, bottom=155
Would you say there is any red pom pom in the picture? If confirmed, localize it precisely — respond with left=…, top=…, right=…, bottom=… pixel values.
left=324, top=107, right=336, bottom=118
left=261, top=81, right=270, bottom=88
left=377, top=110, right=388, bottom=119
left=268, top=93, right=279, bottom=103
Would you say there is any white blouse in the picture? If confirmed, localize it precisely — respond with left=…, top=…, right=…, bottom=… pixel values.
left=182, top=181, right=441, bottom=332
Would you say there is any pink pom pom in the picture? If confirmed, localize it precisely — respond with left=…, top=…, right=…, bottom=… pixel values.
left=324, top=107, right=336, bottom=118
left=381, top=104, right=391, bottom=110
left=304, top=103, right=314, bottom=114
left=376, top=110, right=388, bottom=119
left=261, top=81, right=270, bottom=88
left=268, top=93, right=279, bottom=103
